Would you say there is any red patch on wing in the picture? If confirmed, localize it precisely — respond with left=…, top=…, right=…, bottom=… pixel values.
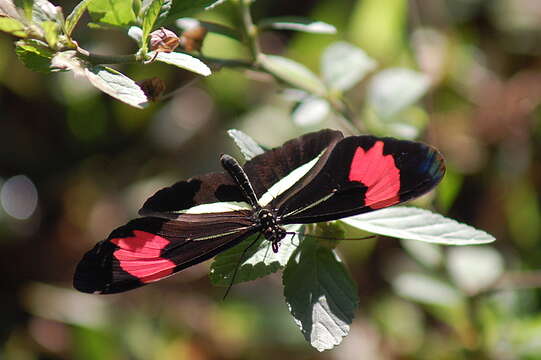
left=111, top=230, right=176, bottom=283
left=348, top=141, right=400, bottom=209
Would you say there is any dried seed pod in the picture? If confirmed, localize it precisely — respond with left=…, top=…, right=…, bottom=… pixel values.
left=137, top=77, right=166, bottom=101
left=180, top=25, right=208, bottom=52
left=149, top=28, right=180, bottom=53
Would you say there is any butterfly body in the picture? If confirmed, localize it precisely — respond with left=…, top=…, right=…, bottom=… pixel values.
left=221, top=153, right=287, bottom=250
left=74, top=129, right=445, bottom=294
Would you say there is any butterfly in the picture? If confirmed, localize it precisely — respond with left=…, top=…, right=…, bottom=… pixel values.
left=74, top=129, right=445, bottom=294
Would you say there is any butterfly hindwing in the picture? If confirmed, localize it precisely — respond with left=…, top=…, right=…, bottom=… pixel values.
left=74, top=212, right=256, bottom=294
left=278, top=136, right=445, bottom=224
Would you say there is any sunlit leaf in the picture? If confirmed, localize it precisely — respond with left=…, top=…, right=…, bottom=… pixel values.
left=210, top=224, right=302, bottom=286
left=0, top=0, right=23, bottom=19
left=447, top=246, right=504, bottom=295
left=321, top=41, right=376, bottom=91
left=150, top=51, right=211, bottom=76
left=367, top=67, right=430, bottom=119
left=283, top=237, right=358, bottom=351
left=291, top=96, right=330, bottom=126
left=227, top=129, right=264, bottom=160
left=0, top=17, right=27, bottom=37
left=392, top=272, right=463, bottom=307
left=65, top=0, right=92, bottom=36
left=261, top=55, right=326, bottom=96
left=127, top=25, right=143, bottom=43
left=85, top=65, right=148, bottom=108
left=51, top=50, right=85, bottom=75
left=15, top=39, right=54, bottom=72
left=32, top=0, right=59, bottom=23
left=340, top=207, right=495, bottom=245
left=142, top=0, right=171, bottom=29
left=87, top=0, right=136, bottom=27
left=41, top=20, right=58, bottom=47
left=259, top=16, right=336, bottom=34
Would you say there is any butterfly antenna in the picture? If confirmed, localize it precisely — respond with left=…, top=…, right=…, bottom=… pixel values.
left=285, top=231, right=300, bottom=247
left=222, top=233, right=262, bottom=300
left=303, top=233, right=378, bottom=241
left=285, top=231, right=378, bottom=241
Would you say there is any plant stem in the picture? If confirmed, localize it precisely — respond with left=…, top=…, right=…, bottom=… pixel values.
left=196, top=55, right=254, bottom=69
left=237, top=0, right=261, bottom=62
left=76, top=47, right=142, bottom=65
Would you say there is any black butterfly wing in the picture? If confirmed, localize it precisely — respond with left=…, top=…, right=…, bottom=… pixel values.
left=74, top=212, right=257, bottom=294
left=242, top=129, right=343, bottom=197
left=139, top=172, right=246, bottom=218
left=277, top=136, right=445, bottom=224
left=139, top=129, right=344, bottom=218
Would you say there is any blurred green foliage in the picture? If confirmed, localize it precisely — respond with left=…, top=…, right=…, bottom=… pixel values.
left=1, top=0, right=541, bottom=358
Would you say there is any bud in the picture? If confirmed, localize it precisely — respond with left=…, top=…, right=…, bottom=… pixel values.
left=180, top=25, right=208, bottom=52
left=137, top=77, right=166, bottom=101
left=149, top=28, right=180, bottom=53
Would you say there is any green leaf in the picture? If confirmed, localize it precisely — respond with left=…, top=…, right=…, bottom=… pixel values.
left=260, top=55, right=326, bottom=97
left=176, top=17, right=240, bottom=41
left=291, top=96, right=330, bottom=127
left=65, top=0, right=92, bottom=36
left=166, top=0, right=224, bottom=23
left=227, top=129, right=264, bottom=161
left=154, top=0, right=172, bottom=27
left=15, top=39, right=54, bottom=72
left=41, top=20, right=58, bottom=47
left=392, top=272, right=463, bottom=307
left=446, top=246, right=504, bottom=295
left=283, top=237, right=358, bottom=351
left=258, top=16, right=336, bottom=34
left=141, top=0, right=169, bottom=51
left=87, top=0, right=136, bottom=27
left=210, top=224, right=302, bottom=286
left=321, top=42, right=376, bottom=91
left=366, top=67, right=430, bottom=119
left=84, top=65, right=148, bottom=108
left=150, top=51, right=211, bottom=76
left=0, top=17, right=27, bottom=37
left=32, top=0, right=59, bottom=23
left=340, top=207, right=496, bottom=245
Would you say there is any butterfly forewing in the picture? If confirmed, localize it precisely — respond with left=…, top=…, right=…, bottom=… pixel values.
left=74, top=212, right=256, bottom=294
left=278, top=136, right=445, bottom=224
left=242, top=129, right=343, bottom=198
left=139, top=130, right=343, bottom=219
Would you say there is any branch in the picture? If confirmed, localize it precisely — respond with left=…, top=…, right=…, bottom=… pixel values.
left=76, top=47, right=142, bottom=65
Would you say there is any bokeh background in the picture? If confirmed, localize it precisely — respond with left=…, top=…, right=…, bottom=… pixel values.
left=2, top=0, right=541, bottom=358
